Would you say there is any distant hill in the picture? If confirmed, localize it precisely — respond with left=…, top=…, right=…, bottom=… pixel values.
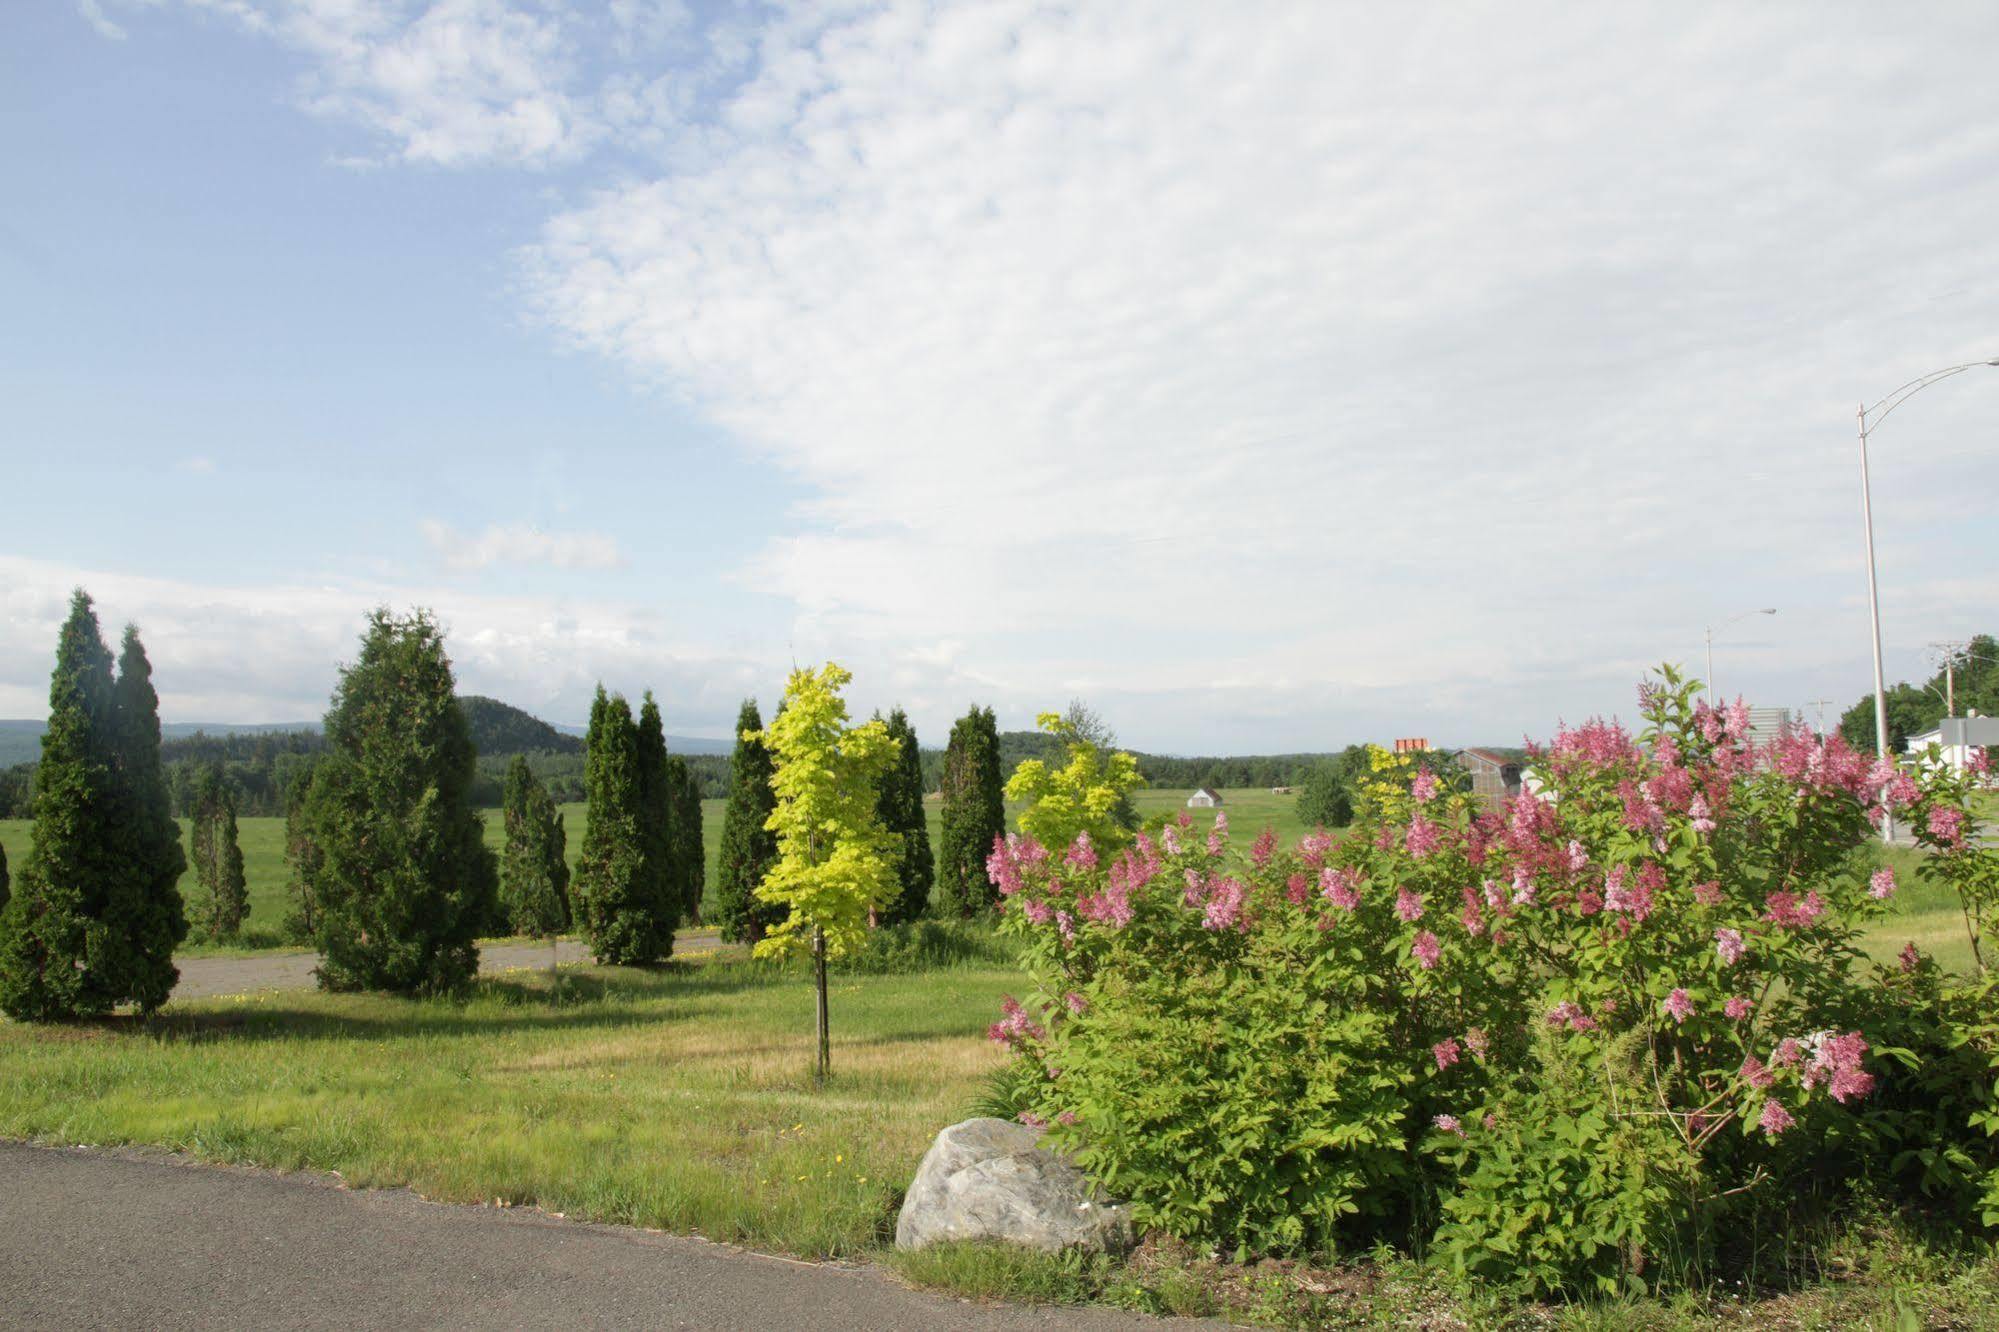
left=0, top=718, right=316, bottom=768
left=459, top=696, right=583, bottom=757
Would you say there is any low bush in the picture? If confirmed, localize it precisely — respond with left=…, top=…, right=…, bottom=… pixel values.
left=984, top=668, right=1999, bottom=1295
left=831, top=918, right=1021, bottom=975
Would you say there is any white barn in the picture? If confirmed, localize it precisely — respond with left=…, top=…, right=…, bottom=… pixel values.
left=1186, top=787, right=1224, bottom=808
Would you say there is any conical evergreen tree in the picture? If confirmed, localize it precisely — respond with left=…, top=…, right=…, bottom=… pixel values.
left=576, top=687, right=672, bottom=964
left=0, top=839, right=9, bottom=915
left=500, top=755, right=570, bottom=939
left=0, top=590, right=166, bottom=1019
left=634, top=694, right=680, bottom=941
left=714, top=699, right=781, bottom=943
left=302, top=609, right=493, bottom=994
left=936, top=705, right=1007, bottom=918
left=874, top=707, right=933, bottom=924
left=280, top=758, right=324, bottom=944
left=189, top=763, right=248, bottom=940
left=94, top=624, right=190, bottom=1013
left=668, top=755, right=705, bottom=924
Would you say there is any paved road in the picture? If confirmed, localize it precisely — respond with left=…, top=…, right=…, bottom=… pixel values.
left=0, top=1143, right=1213, bottom=1330
left=171, top=932, right=724, bottom=1001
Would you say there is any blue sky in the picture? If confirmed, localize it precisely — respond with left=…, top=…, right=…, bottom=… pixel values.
left=2, top=2, right=1996, bottom=754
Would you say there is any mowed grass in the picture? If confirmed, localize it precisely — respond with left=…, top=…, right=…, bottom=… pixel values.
left=0, top=949, right=1016, bottom=1257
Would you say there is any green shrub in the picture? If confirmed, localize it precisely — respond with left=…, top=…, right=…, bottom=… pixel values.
left=980, top=667, right=1999, bottom=1291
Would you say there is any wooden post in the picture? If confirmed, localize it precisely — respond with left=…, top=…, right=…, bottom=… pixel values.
left=813, top=924, right=830, bottom=1082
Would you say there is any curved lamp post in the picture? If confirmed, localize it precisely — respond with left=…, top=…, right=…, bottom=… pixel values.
left=1857, top=357, right=1999, bottom=839
left=1705, top=608, right=1776, bottom=704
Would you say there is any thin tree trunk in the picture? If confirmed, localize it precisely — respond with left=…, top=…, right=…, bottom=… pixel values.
left=813, top=924, right=829, bottom=1082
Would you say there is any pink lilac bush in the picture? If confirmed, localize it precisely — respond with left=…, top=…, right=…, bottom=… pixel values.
left=979, top=665, right=1976, bottom=1271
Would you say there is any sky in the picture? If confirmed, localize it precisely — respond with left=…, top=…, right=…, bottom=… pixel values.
left=1, top=1, right=1995, bottom=754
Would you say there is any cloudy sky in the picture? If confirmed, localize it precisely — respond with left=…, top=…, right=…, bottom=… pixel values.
left=2, top=1, right=1995, bottom=753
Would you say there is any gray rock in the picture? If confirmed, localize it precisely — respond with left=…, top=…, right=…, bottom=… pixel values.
left=894, top=1117, right=1135, bottom=1254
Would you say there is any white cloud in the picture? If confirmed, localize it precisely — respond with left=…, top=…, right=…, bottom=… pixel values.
left=73, top=0, right=128, bottom=40
left=521, top=2, right=1999, bottom=748
left=0, top=554, right=757, bottom=729
left=56, top=1, right=1999, bottom=750
left=99, top=0, right=600, bottom=166
left=175, top=455, right=217, bottom=473
left=421, top=519, right=625, bottom=571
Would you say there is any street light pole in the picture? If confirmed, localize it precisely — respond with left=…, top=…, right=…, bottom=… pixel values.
left=1855, top=357, right=1999, bottom=842
left=1704, top=608, right=1776, bottom=704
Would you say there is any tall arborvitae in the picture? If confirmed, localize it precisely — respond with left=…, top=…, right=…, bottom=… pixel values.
left=875, top=707, right=933, bottom=924
left=189, top=763, right=249, bottom=940
left=500, top=755, right=570, bottom=942
left=668, top=755, right=705, bottom=924
left=635, top=693, right=680, bottom=940
left=280, top=759, right=323, bottom=944
left=101, top=624, right=189, bottom=1012
left=1, top=591, right=190, bottom=1019
left=302, top=609, right=493, bottom=994
left=0, top=839, right=8, bottom=915
left=576, top=687, right=672, bottom=964
left=714, top=699, right=781, bottom=943
left=936, top=705, right=1007, bottom=918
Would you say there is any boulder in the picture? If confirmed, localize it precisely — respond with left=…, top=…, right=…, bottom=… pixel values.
left=894, top=1117, right=1134, bottom=1254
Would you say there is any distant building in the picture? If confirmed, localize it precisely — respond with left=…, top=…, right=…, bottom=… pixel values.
left=1745, top=707, right=1793, bottom=748
left=1457, top=749, right=1524, bottom=806
left=1904, top=715, right=1999, bottom=779
left=1269, top=785, right=1294, bottom=795
left=1187, top=787, right=1224, bottom=808
left=1393, top=737, right=1432, bottom=754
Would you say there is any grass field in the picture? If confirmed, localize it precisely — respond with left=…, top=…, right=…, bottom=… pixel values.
left=0, top=946, right=1015, bottom=1257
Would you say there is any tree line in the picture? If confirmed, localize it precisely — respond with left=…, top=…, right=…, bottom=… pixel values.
left=1837, top=631, right=1999, bottom=754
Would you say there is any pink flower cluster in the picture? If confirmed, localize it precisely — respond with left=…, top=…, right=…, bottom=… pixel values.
left=1319, top=866, right=1362, bottom=912
left=1411, top=930, right=1441, bottom=969
left=1800, top=1031, right=1875, bottom=1104
left=1715, top=927, right=1746, bottom=965
left=988, top=996, right=1045, bottom=1051
left=1546, top=1000, right=1599, bottom=1033
left=1764, top=889, right=1827, bottom=930
left=1928, top=806, right=1967, bottom=848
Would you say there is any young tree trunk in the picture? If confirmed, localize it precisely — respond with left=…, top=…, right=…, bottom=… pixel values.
left=813, top=924, right=830, bottom=1082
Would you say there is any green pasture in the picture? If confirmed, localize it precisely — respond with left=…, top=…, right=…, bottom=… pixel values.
left=0, top=948, right=1014, bottom=1258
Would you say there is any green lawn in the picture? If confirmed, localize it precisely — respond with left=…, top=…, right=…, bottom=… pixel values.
left=0, top=949, right=1014, bottom=1257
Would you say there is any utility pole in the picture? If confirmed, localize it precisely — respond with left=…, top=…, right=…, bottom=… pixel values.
left=1931, top=641, right=1967, bottom=718
left=1807, top=698, right=1836, bottom=737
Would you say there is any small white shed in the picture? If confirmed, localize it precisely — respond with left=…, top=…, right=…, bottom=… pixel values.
left=1186, top=787, right=1224, bottom=808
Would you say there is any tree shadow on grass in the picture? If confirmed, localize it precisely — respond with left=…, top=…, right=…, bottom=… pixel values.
left=30, top=966, right=770, bottom=1047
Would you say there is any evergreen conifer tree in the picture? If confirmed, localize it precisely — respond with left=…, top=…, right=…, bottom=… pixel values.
left=189, top=763, right=249, bottom=940
left=936, top=705, right=1006, bottom=918
left=101, top=624, right=189, bottom=1012
left=301, top=609, right=493, bottom=994
left=1, top=591, right=189, bottom=1018
left=714, top=699, right=781, bottom=943
left=874, top=707, right=933, bottom=924
left=635, top=693, right=679, bottom=937
left=663, top=756, right=703, bottom=924
left=576, top=687, right=673, bottom=963
left=500, top=755, right=570, bottom=946
left=0, top=839, right=8, bottom=915
left=280, top=759, right=323, bottom=944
